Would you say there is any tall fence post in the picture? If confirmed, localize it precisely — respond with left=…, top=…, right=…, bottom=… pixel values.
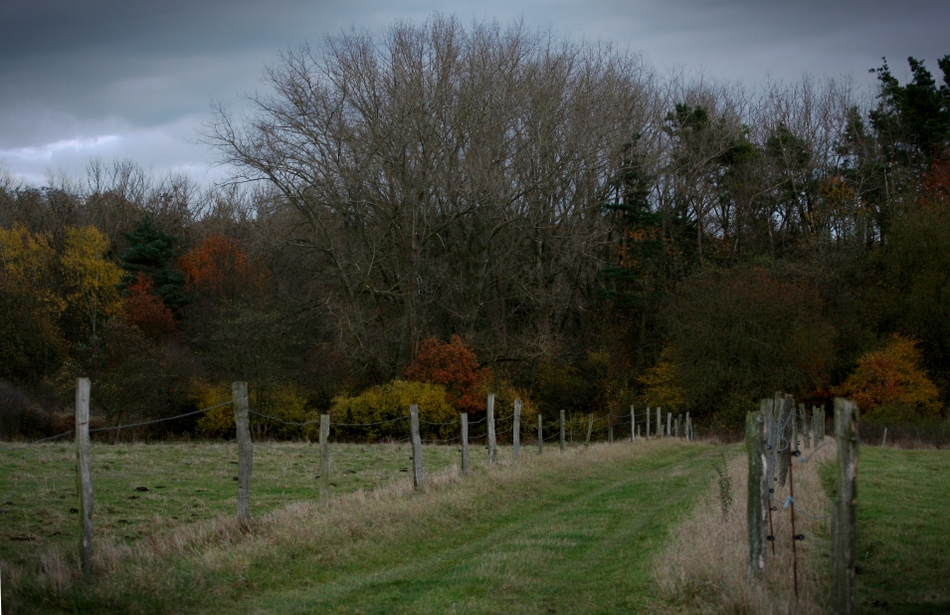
left=656, top=407, right=662, bottom=438
left=410, top=404, right=424, bottom=488
left=686, top=412, right=692, bottom=441
left=537, top=414, right=543, bottom=455
left=513, top=399, right=521, bottom=460
left=233, top=381, right=252, bottom=526
left=319, top=414, right=330, bottom=506
left=487, top=394, right=496, bottom=464
left=75, top=377, right=93, bottom=575
left=461, top=412, right=470, bottom=474
left=631, top=405, right=636, bottom=442
left=559, top=409, right=566, bottom=452
left=778, top=394, right=794, bottom=487
left=831, top=398, right=859, bottom=615
left=666, top=412, right=672, bottom=437
left=746, top=409, right=768, bottom=579
left=585, top=413, right=594, bottom=447
left=608, top=411, right=614, bottom=443
left=646, top=407, right=651, bottom=440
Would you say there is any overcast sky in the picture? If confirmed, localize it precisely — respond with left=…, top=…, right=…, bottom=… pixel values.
left=1, top=0, right=947, bottom=188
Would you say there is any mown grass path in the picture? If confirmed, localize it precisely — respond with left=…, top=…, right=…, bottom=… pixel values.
left=207, top=441, right=719, bottom=615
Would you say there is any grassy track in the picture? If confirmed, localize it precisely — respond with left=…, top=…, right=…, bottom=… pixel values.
left=7, top=440, right=718, bottom=614
left=855, top=447, right=950, bottom=615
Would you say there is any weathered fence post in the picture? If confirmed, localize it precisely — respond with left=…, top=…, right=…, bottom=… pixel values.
left=656, top=407, right=662, bottom=438
left=537, top=414, right=543, bottom=455
left=319, top=414, right=330, bottom=505
left=75, top=377, right=93, bottom=575
left=608, top=411, right=614, bottom=443
left=487, top=394, right=496, bottom=464
left=686, top=412, right=692, bottom=441
left=410, top=404, right=424, bottom=488
left=800, top=404, right=811, bottom=450
left=675, top=414, right=681, bottom=439
left=667, top=412, right=672, bottom=437
left=559, top=409, right=566, bottom=452
left=631, top=405, right=636, bottom=442
left=513, top=399, right=521, bottom=460
left=646, top=407, right=651, bottom=440
left=746, top=409, right=768, bottom=579
left=233, top=381, right=252, bottom=526
left=585, top=413, right=593, bottom=447
left=461, top=412, right=470, bottom=473
left=778, top=394, right=794, bottom=487
left=831, top=398, right=859, bottom=615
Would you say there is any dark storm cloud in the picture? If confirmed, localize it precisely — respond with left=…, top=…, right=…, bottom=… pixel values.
left=1, top=0, right=947, bottom=186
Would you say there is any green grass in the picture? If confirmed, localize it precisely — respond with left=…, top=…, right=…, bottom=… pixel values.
left=4, top=440, right=719, bottom=614
left=854, top=447, right=950, bottom=615
left=0, top=440, right=489, bottom=572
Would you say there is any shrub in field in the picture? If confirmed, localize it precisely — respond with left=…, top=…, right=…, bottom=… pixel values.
left=194, top=380, right=316, bottom=438
left=835, top=334, right=942, bottom=423
left=330, top=380, right=455, bottom=440
left=405, top=335, right=492, bottom=414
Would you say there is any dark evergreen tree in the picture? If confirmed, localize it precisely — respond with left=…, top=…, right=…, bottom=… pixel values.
left=119, top=217, right=186, bottom=312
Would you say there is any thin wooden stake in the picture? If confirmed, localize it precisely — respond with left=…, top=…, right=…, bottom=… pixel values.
left=585, top=413, right=593, bottom=447
left=487, top=394, right=496, bottom=464
left=319, top=414, right=330, bottom=506
left=631, top=405, right=636, bottom=442
left=75, top=377, right=93, bottom=575
left=233, top=381, right=252, bottom=526
left=608, top=411, right=614, bottom=443
left=646, top=407, right=651, bottom=440
left=513, top=399, right=521, bottom=460
left=461, top=413, right=470, bottom=473
left=410, top=404, right=424, bottom=488
left=559, top=409, right=566, bottom=452
left=537, top=414, right=543, bottom=455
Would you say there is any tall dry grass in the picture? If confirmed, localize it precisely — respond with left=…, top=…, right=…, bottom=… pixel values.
left=655, top=441, right=835, bottom=614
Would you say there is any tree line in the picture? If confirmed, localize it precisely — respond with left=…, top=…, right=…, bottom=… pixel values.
left=2, top=16, right=948, bottom=438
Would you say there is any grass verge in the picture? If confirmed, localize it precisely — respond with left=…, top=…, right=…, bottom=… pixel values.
left=5, top=439, right=717, bottom=614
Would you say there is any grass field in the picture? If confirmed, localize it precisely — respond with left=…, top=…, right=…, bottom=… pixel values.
left=3, top=438, right=948, bottom=614
left=0, top=439, right=490, bottom=572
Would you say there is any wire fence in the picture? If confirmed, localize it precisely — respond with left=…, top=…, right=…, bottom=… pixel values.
left=0, top=380, right=701, bottom=578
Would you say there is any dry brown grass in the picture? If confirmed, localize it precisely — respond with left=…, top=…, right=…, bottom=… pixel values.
left=654, top=441, right=835, bottom=614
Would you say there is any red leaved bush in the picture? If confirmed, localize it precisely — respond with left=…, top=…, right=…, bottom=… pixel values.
left=122, top=272, right=177, bottom=340
left=404, top=335, right=492, bottom=414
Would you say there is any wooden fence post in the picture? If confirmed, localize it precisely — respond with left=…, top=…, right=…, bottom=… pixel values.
left=233, top=382, right=252, bottom=526
left=630, top=405, right=635, bottom=442
left=746, top=409, right=768, bottom=579
left=686, top=412, right=691, bottom=441
left=487, top=394, right=496, bottom=464
left=585, top=414, right=593, bottom=447
left=656, top=407, right=662, bottom=438
left=666, top=412, right=672, bottom=437
left=461, top=413, right=470, bottom=474
left=646, top=407, right=650, bottom=440
left=800, top=404, right=811, bottom=450
left=537, top=414, right=543, bottom=455
left=675, top=414, right=681, bottom=439
left=410, top=404, right=424, bottom=488
left=513, top=399, right=521, bottom=460
left=319, top=414, right=330, bottom=506
left=831, top=398, right=859, bottom=615
left=559, top=409, right=566, bottom=452
left=608, top=411, right=614, bottom=443
left=75, top=377, right=93, bottom=575
left=778, top=394, right=794, bottom=487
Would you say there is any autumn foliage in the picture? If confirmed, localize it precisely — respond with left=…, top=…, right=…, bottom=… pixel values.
left=835, top=334, right=941, bottom=422
left=179, top=235, right=263, bottom=302
left=404, top=335, right=492, bottom=414
left=122, top=272, right=177, bottom=340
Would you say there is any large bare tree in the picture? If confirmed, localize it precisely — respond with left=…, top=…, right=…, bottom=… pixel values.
left=208, top=15, right=656, bottom=376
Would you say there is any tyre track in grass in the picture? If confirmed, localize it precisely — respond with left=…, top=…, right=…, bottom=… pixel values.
left=235, top=442, right=720, bottom=615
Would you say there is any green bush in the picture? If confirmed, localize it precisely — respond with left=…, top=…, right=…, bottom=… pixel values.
left=329, top=380, right=456, bottom=441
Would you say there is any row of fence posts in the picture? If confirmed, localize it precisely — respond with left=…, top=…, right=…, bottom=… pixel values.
left=72, top=381, right=693, bottom=574
left=745, top=394, right=857, bottom=614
